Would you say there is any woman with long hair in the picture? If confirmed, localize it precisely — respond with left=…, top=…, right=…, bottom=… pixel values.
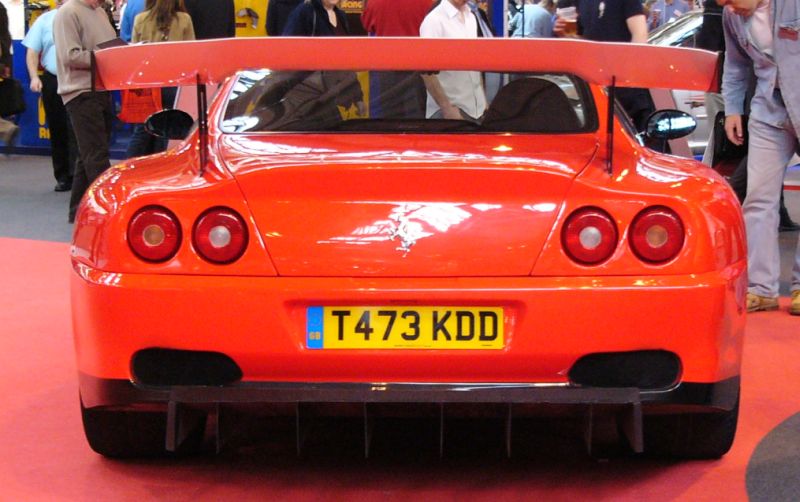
left=125, top=0, right=194, bottom=158
left=133, top=0, right=194, bottom=42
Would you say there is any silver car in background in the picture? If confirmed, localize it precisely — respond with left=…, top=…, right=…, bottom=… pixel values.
left=649, top=11, right=717, bottom=157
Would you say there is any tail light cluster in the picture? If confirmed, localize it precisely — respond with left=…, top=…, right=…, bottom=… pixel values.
left=127, top=206, right=248, bottom=264
left=127, top=207, right=182, bottom=262
left=193, top=208, right=249, bottom=264
left=561, top=206, right=684, bottom=266
left=561, top=208, right=618, bottom=265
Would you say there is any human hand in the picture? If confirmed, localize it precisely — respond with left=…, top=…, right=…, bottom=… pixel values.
left=553, top=16, right=568, bottom=37
left=442, top=104, right=463, bottom=120
left=554, top=7, right=578, bottom=38
left=30, top=76, right=42, bottom=93
left=724, top=114, right=744, bottom=146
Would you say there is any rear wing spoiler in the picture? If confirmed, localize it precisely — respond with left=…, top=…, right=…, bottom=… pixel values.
left=92, top=37, right=720, bottom=93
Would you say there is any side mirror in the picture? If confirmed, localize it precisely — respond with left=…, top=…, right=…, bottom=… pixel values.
left=144, top=109, right=194, bottom=140
left=645, top=110, right=697, bottom=140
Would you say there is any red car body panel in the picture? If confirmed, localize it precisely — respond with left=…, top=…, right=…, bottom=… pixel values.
left=73, top=39, right=744, bottom=427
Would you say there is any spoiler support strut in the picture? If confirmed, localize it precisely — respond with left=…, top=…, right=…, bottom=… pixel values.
left=606, top=76, right=616, bottom=175
left=196, top=75, right=208, bottom=175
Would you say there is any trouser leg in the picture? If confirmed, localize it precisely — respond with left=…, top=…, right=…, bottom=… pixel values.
left=742, top=118, right=797, bottom=297
left=125, top=123, right=155, bottom=158
left=41, top=72, right=73, bottom=184
left=67, top=113, right=78, bottom=178
left=702, top=93, right=724, bottom=166
left=794, top=231, right=800, bottom=293
left=66, top=91, right=114, bottom=223
left=728, top=154, right=748, bottom=203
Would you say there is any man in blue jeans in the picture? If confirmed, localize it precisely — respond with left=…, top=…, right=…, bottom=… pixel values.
left=721, top=0, right=800, bottom=314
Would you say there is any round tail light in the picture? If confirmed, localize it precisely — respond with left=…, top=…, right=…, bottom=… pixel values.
left=629, top=206, right=685, bottom=264
left=193, top=207, right=248, bottom=264
left=562, top=207, right=618, bottom=265
left=128, top=206, right=182, bottom=262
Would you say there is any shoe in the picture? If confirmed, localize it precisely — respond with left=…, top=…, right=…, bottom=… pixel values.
left=746, top=292, right=779, bottom=313
left=791, top=291, right=800, bottom=316
left=779, top=219, right=800, bottom=232
left=54, top=181, right=72, bottom=192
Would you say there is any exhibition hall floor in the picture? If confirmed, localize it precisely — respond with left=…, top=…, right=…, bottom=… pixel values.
left=1, top=156, right=799, bottom=501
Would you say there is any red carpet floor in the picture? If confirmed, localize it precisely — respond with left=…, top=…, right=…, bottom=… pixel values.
left=1, top=237, right=798, bottom=501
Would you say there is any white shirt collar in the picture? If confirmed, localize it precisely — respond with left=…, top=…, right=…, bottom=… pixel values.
left=442, top=0, right=468, bottom=20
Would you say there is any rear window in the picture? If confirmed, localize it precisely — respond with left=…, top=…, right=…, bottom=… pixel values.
left=221, top=70, right=597, bottom=134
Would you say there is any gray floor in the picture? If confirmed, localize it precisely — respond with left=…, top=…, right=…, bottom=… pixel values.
left=1, top=153, right=798, bottom=294
left=0, top=154, right=74, bottom=243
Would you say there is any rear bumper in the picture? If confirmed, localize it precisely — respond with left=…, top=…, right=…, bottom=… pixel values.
left=72, top=260, right=746, bottom=389
left=80, top=373, right=740, bottom=412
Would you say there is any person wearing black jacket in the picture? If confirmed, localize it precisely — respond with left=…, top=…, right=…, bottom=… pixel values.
left=266, top=0, right=302, bottom=35
left=184, top=0, right=235, bottom=39
left=282, top=0, right=349, bottom=36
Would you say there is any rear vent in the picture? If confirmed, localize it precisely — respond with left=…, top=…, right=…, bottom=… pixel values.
left=568, top=350, right=680, bottom=390
left=132, top=348, right=243, bottom=386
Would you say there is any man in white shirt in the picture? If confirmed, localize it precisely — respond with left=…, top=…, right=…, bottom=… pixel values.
left=419, top=0, right=486, bottom=120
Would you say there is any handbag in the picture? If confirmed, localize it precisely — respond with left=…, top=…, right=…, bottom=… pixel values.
left=0, top=77, right=26, bottom=117
left=118, top=87, right=162, bottom=123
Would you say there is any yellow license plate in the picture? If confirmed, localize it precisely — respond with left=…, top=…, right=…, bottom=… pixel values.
left=306, top=306, right=504, bottom=349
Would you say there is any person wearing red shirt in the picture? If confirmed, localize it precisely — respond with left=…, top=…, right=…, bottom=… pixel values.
left=361, top=0, right=432, bottom=36
left=361, top=0, right=433, bottom=118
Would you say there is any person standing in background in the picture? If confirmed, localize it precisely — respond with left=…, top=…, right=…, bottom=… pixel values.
left=53, top=0, right=116, bottom=223
left=183, top=0, right=234, bottom=39
left=125, top=0, right=194, bottom=158
left=23, top=0, right=79, bottom=191
left=0, top=1, right=20, bottom=147
left=509, top=0, right=553, bottom=38
left=553, top=0, right=653, bottom=132
left=696, top=0, right=725, bottom=148
left=283, top=0, right=350, bottom=36
left=721, top=0, right=800, bottom=314
left=648, top=0, right=692, bottom=29
left=419, top=0, right=487, bottom=121
left=119, top=0, right=144, bottom=41
left=362, top=0, right=431, bottom=37
left=361, top=0, right=431, bottom=118
left=0, top=0, right=24, bottom=39
left=266, top=0, right=302, bottom=35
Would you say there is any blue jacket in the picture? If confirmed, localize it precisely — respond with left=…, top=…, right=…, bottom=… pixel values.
left=120, top=0, right=145, bottom=42
left=722, top=0, right=800, bottom=139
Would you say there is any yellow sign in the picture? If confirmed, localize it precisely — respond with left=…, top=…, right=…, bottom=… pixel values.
left=339, top=0, right=365, bottom=13
left=234, top=0, right=268, bottom=38
left=38, top=97, right=51, bottom=140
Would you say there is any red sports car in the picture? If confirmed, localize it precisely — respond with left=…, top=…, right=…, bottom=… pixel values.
left=72, top=37, right=745, bottom=459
